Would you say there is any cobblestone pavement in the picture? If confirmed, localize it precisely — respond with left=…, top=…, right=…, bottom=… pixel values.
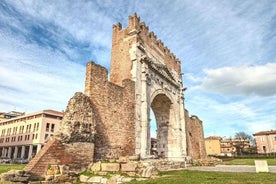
left=186, top=165, right=276, bottom=173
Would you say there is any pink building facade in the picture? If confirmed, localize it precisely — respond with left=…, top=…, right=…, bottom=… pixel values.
left=0, top=110, right=63, bottom=160
left=253, top=130, right=276, bottom=154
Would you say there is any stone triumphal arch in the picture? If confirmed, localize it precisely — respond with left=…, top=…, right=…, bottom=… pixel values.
left=82, top=13, right=205, bottom=161
left=108, top=14, right=187, bottom=160
left=24, top=14, right=206, bottom=179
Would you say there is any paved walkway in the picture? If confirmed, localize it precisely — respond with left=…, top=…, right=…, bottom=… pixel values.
left=186, top=165, right=276, bottom=173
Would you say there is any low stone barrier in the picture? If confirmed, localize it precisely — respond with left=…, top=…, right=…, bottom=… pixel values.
left=0, top=169, right=31, bottom=183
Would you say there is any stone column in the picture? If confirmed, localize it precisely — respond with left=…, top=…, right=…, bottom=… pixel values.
left=3, top=148, right=7, bottom=157
left=179, top=95, right=187, bottom=157
left=28, top=145, right=33, bottom=159
left=36, top=144, right=42, bottom=153
left=1, top=147, right=5, bottom=157
left=7, top=147, right=12, bottom=158
left=147, top=116, right=151, bottom=155
left=13, top=146, right=18, bottom=159
left=140, top=62, right=149, bottom=159
left=21, top=146, right=25, bottom=158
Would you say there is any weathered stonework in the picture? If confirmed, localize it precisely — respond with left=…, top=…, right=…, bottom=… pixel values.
left=22, top=13, right=207, bottom=182
left=185, top=109, right=207, bottom=159
left=26, top=15, right=206, bottom=179
left=85, top=62, right=136, bottom=160
left=24, top=138, right=94, bottom=179
left=57, top=92, right=97, bottom=143
left=85, top=13, right=188, bottom=161
left=24, top=92, right=97, bottom=179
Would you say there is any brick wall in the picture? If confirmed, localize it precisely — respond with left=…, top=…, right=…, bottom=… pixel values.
left=24, top=138, right=94, bottom=179
left=85, top=62, right=136, bottom=160
left=185, top=109, right=207, bottom=159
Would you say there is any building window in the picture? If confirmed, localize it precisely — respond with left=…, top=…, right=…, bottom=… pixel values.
left=33, top=123, right=36, bottom=132
left=263, top=146, right=266, bottom=153
left=1, top=129, right=5, bottom=136
left=19, top=126, right=24, bottom=134
left=274, top=136, right=276, bottom=141
left=46, top=123, right=50, bottom=132
left=7, top=128, right=11, bottom=136
left=36, top=123, right=39, bottom=131
left=12, top=127, right=17, bottom=135
left=51, top=124, right=55, bottom=132
left=44, top=134, right=49, bottom=140
left=26, top=124, right=31, bottom=133
left=260, top=137, right=264, bottom=142
left=5, top=137, right=10, bottom=142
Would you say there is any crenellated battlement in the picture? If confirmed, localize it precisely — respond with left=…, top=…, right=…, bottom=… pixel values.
left=112, top=22, right=122, bottom=31
left=112, top=13, right=181, bottom=68
left=111, top=13, right=182, bottom=85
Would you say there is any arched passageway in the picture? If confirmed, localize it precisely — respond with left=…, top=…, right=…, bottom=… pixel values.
left=150, top=94, right=172, bottom=158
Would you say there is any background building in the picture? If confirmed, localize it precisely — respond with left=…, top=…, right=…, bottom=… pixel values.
left=253, top=130, right=276, bottom=154
left=220, top=138, right=236, bottom=157
left=205, top=136, right=221, bottom=156
left=0, top=110, right=63, bottom=160
left=205, top=136, right=251, bottom=156
left=0, top=111, right=25, bottom=122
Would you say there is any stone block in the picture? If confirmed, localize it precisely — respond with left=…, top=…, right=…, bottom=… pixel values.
left=255, top=160, right=269, bottom=173
left=122, top=177, right=134, bottom=182
left=126, top=172, right=136, bottom=177
left=107, top=177, right=117, bottom=184
left=129, top=155, right=139, bottom=161
left=87, top=176, right=103, bottom=183
left=118, top=156, right=129, bottom=163
left=121, top=163, right=137, bottom=172
left=141, top=166, right=155, bottom=178
left=101, top=163, right=120, bottom=172
left=91, top=162, right=101, bottom=172
left=101, top=177, right=108, bottom=184
left=79, top=175, right=89, bottom=183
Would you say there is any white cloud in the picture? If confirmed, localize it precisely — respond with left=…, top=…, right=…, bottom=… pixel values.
left=200, top=63, right=276, bottom=96
left=11, top=0, right=113, bottom=46
left=1, top=0, right=275, bottom=139
left=0, top=28, right=85, bottom=113
left=185, top=89, right=276, bottom=137
left=245, top=120, right=276, bottom=134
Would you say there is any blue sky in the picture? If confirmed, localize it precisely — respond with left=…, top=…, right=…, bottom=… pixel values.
left=0, top=0, right=275, bottom=138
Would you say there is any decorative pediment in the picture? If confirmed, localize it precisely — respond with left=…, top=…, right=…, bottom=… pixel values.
left=142, top=56, right=178, bottom=87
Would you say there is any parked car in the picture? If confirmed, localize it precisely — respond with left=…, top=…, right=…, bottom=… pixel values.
left=0, top=157, right=12, bottom=164
left=13, top=158, right=29, bottom=164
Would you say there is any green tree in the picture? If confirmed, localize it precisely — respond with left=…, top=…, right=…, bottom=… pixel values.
left=234, top=132, right=255, bottom=155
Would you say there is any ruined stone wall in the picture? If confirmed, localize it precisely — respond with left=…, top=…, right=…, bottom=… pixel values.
left=58, top=92, right=96, bottom=143
left=24, top=92, right=97, bottom=179
left=85, top=62, right=136, bottom=160
left=24, top=138, right=94, bottom=179
left=110, top=13, right=181, bottom=86
left=185, top=109, right=207, bottom=159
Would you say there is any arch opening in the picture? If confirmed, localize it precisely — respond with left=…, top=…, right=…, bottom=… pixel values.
left=150, top=93, right=172, bottom=158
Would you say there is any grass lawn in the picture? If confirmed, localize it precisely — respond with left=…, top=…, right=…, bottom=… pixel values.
left=223, top=158, right=276, bottom=166
left=0, top=164, right=25, bottom=174
left=130, top=170, right=276, bottom=184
